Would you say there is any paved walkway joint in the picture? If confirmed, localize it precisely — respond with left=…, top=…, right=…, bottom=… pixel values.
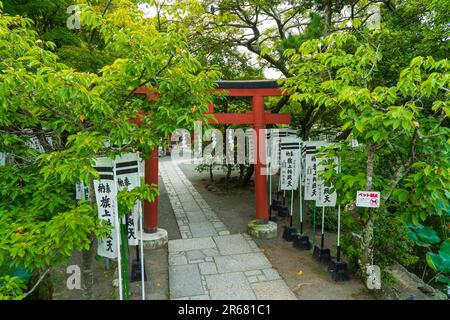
left=160, top=159, right=296, bottom=300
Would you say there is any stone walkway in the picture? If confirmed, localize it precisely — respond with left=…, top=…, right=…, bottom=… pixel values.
left=160, top=159, right=296, bottom=300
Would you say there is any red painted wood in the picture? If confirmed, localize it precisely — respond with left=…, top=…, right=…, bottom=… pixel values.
left=205, top=112, right=291, bottom=125
left=215, top=87, right=287, bottom=97
left=252, top=96, right=269, bottom=221
left=144, top=149, right=159, bottom=232
left=264, top=113, right=291, bottom=124
left=206, top=113, right=254, bottom=124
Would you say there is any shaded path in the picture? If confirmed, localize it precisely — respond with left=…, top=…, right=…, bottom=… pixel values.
left=160, top=158, right=296, bottom=300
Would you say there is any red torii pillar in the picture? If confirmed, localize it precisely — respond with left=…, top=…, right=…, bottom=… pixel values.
left=134, top=87, right=160, bottom=233
left=207, top=81, right=291, bottom=222
left=144, top=149, right=159, bottom=233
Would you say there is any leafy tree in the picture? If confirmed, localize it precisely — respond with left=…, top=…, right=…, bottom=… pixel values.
left=283, top=29, right=449, bottom=289
left=0, top=0, right=218, bottom=299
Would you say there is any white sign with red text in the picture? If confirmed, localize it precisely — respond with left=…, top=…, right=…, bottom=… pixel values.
left=356, top=191, right=381, bottom=208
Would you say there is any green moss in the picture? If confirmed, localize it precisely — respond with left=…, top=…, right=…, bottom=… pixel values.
left=247, top=220, right=277, bottom=239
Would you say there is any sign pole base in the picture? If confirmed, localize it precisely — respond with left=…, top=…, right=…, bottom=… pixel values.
left=282, top=226, right=297, bottom=242
left=131, top=258, right=148, bottom=282
left=328, top=258, right=350, bottom=281
left=276, top=191, right=289, bottom=217
left=313, top=245, right=331, bottom=264
left=269, top=200, right=281, bottom=222
left=293, top=234, right=312, bottom=250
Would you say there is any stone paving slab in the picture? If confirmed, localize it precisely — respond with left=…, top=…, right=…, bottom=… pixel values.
left=213, top=234, right=254, bottom=255
left=169, top=254, right=188, bottom=266
left=199, top=262, right=218, bottom=275
left=262, top=268, right=282, bottom=281
left=182, top=202, right=202, bottom=212
left=202, top=248, right=220, bottom=257
left=186, top=250, right=205, bottom=261
left=205, top=272, right=257, bottom=300
left=185, top=211, right=208, bottom=222
left=251, top=280, right=297, bottom=300
left=190, top=222, right=218, bottom=237
left=214, top=252, right=272, bottom=273
left=169, top=264, right=204, bottom=298
left=169, top=237, right=216, bottom=253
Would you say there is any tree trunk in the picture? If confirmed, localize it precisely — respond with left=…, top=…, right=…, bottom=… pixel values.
left=209, top=165, right=214, bottom=182
left=82, top=181, right=96, bottom=299
left=81, top=234, right=95, bottom=299
left=324, top=0, right=333, bottom=35
left=225, top=164, right=232, bottom=189
left=359, top=144, right=376, bottom=287
left=239, top=164, right=244, bottom=181
left=242, top=164, right=254, bottom=187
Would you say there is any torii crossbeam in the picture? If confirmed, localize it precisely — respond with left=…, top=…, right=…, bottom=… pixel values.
left=206, top=80, right=291, bottom=223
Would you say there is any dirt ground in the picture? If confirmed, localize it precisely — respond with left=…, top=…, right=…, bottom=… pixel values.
left=178, top=163, right=372, bottom=300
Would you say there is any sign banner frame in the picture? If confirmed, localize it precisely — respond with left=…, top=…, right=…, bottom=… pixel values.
left=93, top=157, right=119, bottom=259
left=115, top=153, right=141, bottom=246
left=280, top=136, right=301, bottom=191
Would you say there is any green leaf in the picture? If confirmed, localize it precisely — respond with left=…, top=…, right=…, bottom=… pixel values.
left=440, top=240, right=450, bottom=255
left=355, top=120, right=364, bottom=133
left=408, top=224, right=441, bottom=246
left=352, top=18, right=361, bottom=29
left=395, top=189, right=409, bottom=202
left=436, top=276, right=450, bottom=285
left=426, top=253, right=438, bottom=271
left=426, top=252, right=450, bottom=273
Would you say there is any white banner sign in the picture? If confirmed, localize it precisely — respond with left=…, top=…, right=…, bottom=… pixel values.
left=356, top=191, right=381, bottom=208
left=303, top=141, right=328, bottom=200
left=246, top=129, right=255, bottom=164
left=316, top=155, right=338, bottom=207
left=280, top=137, right=301, bottom=190
left=25, top=133, right=53, bottom=153
left=75, top=182, right=90, bottom=200
left=115, top=153, right=141, bottom=246
left=93, top=157, right=118, bottom=259
left=266, top=129, right=297, bottom=166
left=0, top=152, right=6, bottom=166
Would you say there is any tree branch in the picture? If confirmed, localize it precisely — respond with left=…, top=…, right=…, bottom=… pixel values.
left=22, top=268, right=50, bottom=299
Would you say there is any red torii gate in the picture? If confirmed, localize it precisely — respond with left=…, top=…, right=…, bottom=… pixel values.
left=206, top=80, right=291, bottom=222
left=136, top=80, right=290, bottom=233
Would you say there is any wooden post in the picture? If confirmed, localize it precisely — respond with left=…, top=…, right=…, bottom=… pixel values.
left=144, top=149, right=158, bottom=233
left=253, top=95, right=269, bottom=222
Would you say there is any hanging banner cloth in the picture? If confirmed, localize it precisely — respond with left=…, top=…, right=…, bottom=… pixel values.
left=115, top=153, right=141, bottom=246
left=303, top=141, right=328, bottom=200
left=93, top=157, right=119, bottom=259
left=266, top=128, right=297, bottom=170
left=279, top=136, right=301, bottom=190
left=75, top=182, right=90, bottom=200
left=316, top=148, right=339, bottom=207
